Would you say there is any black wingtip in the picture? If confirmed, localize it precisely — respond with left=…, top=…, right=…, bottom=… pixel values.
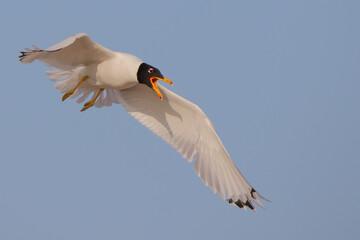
left=244, top=200, right=255, bottom=210
left=250, top=188, right=257, bottom=198
left=229, top=199, right=244, bottom=209
left=18, top=51, right=27, bottom=61
left=251, top=187, right=271, bottom=202
left=228, top=188, right=267, bottom=211
left=228, top=198, right=255, bottom=210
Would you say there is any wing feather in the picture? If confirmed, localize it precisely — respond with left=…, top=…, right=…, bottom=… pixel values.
left=19, top=33, right=115, bottom=70
left=115, top=84, right=268, bottom=209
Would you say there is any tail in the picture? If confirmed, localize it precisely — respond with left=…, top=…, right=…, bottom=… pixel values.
left=46, top=67, right=120, bottom=108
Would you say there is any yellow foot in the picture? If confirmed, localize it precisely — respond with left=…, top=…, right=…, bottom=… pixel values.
left=80, top=88, right=104, bottom=112
left=62, top=75, right=89, bottom=101
left=81, top=102, right=94, bottom=112
left=62, top=91, right=74, bottom=101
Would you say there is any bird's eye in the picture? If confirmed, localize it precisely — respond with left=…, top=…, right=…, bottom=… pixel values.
left=148, top=68, right=154, bottom=73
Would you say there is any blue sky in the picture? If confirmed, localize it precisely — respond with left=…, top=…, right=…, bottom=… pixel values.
left=1, top=0, right=359, bottom=239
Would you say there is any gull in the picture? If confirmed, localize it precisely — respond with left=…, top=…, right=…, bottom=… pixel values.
left=19, top=33, right=269, bottom=210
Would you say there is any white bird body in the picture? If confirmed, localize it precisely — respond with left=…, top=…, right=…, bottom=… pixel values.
left=86, top=52, right=142, bottom=89
left=19, top=33, right=268, bottom=210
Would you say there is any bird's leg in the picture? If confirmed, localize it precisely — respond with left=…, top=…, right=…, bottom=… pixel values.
left=62, top=75, right=89, bottom=101
left=81, top=88, right=105, bottom=112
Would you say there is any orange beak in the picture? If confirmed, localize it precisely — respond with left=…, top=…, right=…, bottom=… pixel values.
left=150, top=77, right=173, bottom=100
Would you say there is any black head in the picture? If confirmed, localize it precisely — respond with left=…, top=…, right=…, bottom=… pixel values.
left=137, top=63, right=164, bottom=88
left=136, top=62, right=173, bottom=99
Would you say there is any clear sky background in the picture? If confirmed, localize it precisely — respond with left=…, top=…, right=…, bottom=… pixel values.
left=1, top=0, right=359, bottom=239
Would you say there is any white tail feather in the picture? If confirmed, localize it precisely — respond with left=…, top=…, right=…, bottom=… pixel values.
left=46, top=67, right=120, bottom=108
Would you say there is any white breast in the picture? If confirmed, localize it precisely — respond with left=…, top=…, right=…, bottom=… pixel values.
left=87, top=52, right=143, bottom=89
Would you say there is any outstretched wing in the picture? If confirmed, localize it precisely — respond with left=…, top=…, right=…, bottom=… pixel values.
left=116, top=84, right=268, bottom=210
left=19, top=33, right=115, bottom=70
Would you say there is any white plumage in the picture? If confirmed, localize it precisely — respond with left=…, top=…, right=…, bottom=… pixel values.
left=19, top=33, right=269, bottom=210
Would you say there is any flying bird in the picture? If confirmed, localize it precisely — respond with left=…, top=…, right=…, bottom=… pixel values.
left=19, top=33, right=269, bottom=210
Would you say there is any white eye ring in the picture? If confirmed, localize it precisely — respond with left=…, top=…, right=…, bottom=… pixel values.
left=148, top=68, right=154, bottom=73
